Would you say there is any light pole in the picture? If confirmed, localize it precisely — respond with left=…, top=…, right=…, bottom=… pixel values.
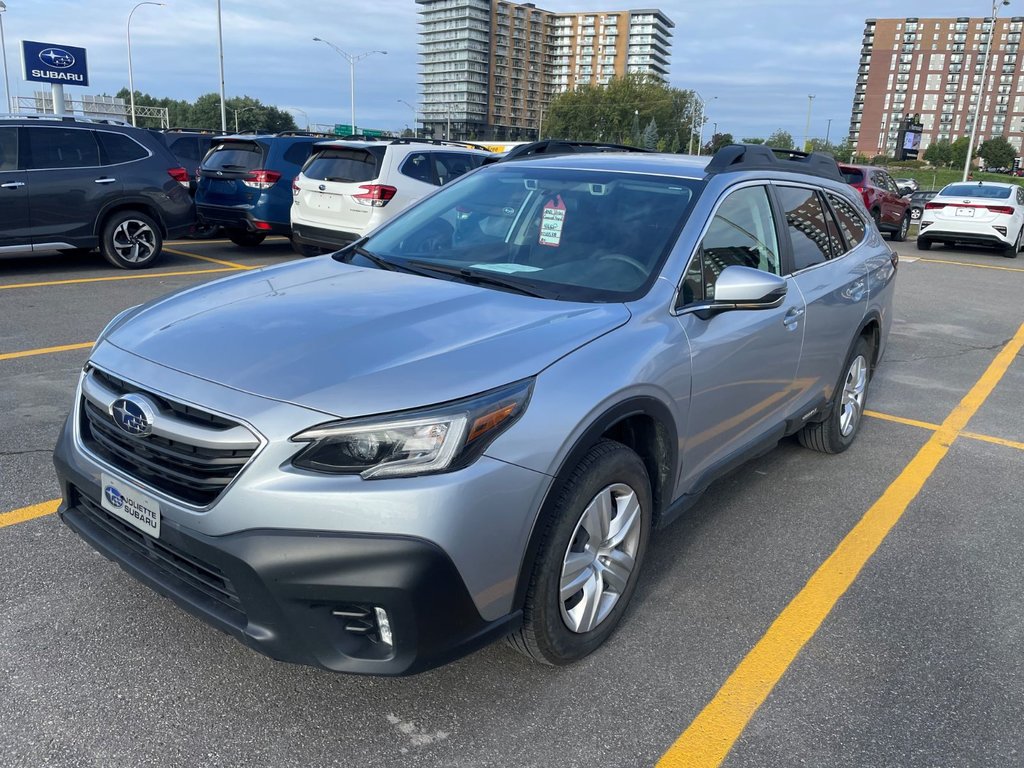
left=964, top=0, right=1011, bottom=180
left=287, top=107, right=309, bottom=130
left=232, top=105, right=256, bottom=133
left=216, top=0, right=227, bottom=132
left=693, top=94, right=716, bottom=156
left=127, top=2, right=165, bottom=126
left=312, top=38, right=386, bottom=135
left=397, top=99, right=417, bottom=135
left=0, top=2, right=11, bottom=114
left=803, top=94, right=816, bottom=152
left=825, top=118, right=833, bottom=148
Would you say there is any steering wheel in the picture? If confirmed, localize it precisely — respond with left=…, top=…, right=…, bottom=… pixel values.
left=597, top=253, right=648, bottom=276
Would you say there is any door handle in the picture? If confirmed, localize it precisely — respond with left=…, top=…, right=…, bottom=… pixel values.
left=783, top=306, right=804, bottom=329
left=1, top=181, right=25, bottom=189
left=94, top=177, right=117, bottom=184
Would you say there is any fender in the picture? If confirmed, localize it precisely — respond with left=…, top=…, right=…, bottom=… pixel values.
left=511, top=395, right=678, bottom=611
left=94, top=194, right=169, bottom=237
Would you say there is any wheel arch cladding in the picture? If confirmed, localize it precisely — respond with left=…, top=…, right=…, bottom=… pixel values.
left=511, top=396, right=677, bottom=611
left=97, top=200, right=167, bottom=237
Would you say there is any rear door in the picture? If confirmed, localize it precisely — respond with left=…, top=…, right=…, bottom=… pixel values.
left=196, top=139, right=266, bottom=207
left=293, top=145, right=386, bottom=230
left=0, top=126, right=31, bottom=249
left=874, top=170, right=903, bottom=227
left=22, top=126, right=124, bottom=248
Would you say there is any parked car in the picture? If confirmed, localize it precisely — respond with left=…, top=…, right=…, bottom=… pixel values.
left=195, top=131, right=335, bottom=247
left=917, top=180, right=1024, bottom=257
left=894, top=177, right=919, bottom=195
left=908, top=189, right=939, bottom=220
left=839, top=163, right=912, bottom=241
left=154, top=128, right=222, bottom=237
left=0, top=114, right=195, bottom=268
left=290, top=138, right=491, bottom=256
left=54, top=142, right=895, bottom=675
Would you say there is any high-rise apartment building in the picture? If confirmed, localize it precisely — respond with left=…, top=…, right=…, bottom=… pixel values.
left=418, top=0, right=673, bottom=140
left=851, top=16, right=1024, bottom=158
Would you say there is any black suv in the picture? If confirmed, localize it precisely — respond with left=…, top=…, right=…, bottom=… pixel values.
left=0, top=115, right=195, bottom=269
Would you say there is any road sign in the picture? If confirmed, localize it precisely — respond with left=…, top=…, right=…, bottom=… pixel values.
left=22, top=40, right=89, bottom=86
left=362, top=128, right=385, bottom=138
left=334, top=124, right=353, bottom=136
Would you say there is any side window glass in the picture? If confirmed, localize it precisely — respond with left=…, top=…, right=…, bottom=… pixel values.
left=820, top=193, right=847, bottom=258
left=169, top=137, right=202, bottom=166
left=282, top=142, right=314, bottom=167
left=25, top=127, right=100, bottom=169
left=0, top=127, right=17, bottom=171
left=434, top=152, right=474, bottom=186
left=401, top=152, right=435, bottom=184
left=686, top=185, right=780, bottom=302
left=826, top=192, right=867, bottom=248
left=777, top=185, right=832, bottom=271
left=97, top=132, right=148, bottom=165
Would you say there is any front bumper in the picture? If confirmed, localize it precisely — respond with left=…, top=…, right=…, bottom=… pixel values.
left=54, top=467, right=521, bottom=676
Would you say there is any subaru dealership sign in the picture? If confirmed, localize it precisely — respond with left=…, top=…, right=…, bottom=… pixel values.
left=22, top=40, right=89, bottom=86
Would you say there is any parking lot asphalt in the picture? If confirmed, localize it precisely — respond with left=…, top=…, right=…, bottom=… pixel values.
left=1, top=237, right=1022, bottom=767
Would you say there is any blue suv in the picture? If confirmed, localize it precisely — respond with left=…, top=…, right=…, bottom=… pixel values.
left=195, top=131, right=335, bottom=247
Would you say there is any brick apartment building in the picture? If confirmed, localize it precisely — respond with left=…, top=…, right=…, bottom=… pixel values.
left=851, top=15, right=1024, bottom=158
left=417, top=0, right=673, bottom=140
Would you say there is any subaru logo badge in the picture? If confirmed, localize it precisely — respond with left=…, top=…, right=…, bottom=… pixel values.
left=319, top=184, right=326, bottom=191
left=104, top=485, right=125, bottom=509
left=38, top=47, right=76, bottom=69
left=111, top=394, right=157, bottom=437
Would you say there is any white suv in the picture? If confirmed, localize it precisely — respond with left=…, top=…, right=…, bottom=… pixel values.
left=290, top=139, right=491, bottom=255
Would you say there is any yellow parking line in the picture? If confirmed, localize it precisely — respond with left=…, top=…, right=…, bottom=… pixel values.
left=865, top=410, right=1024, bottom=453
left=961, top=431, right=1024, bottom=452
left=0, top=342, right=93, bottom=362
left=916, top=257, right=1024, bottom=273
left=0, top=266, right=241, bottom=291
left=163, top=246, right=253, bottom=270
left=0, top=499, right=61, bottom=529
left=864, top=409, right=941, bottom=431
left=657, top=320, right=1024, bottom=768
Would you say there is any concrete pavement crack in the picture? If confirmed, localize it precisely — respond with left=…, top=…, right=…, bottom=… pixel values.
left=883, top=338, right=1014, bottom=364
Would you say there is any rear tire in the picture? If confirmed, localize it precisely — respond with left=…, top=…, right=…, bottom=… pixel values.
left=892, top=212, right=910, bottom=242
left=916, top=238, right=932, bottom=251
left=798, top=336, right=872, bottom=455
left=291, top=239, right=324, bottom=258
left=507, top=440, right=652, bottom=666
left=1002, top=226, right=1021, bottom=258
left=228, top=230, right=267, bottom=247
left=99, top=211, right=163, bottom=270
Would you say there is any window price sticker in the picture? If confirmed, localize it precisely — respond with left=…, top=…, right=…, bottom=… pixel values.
left=539, top=195, right=566, bottom=247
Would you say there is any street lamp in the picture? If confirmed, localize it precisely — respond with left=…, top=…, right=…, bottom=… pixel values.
left=803, top=94, right=816, bottom=152
left=232, top=105, right=257, bottom=133
left=0, top=2, right=11, bottom=114
left=287, top=107, right=309, bottom=131
left=691, top=93, right=716, bottom=156
left=312, top=38, right=386, bottom=136
left=127, top=2, right=165, bottom=126
left=397, top=98, right=417, bottom=135
left=216, top=0, right=226, bottom=131
left=964, top=0, right=1011, bottom=181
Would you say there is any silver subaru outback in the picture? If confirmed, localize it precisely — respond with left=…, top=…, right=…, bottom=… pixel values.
left=53, top=142, right=896, bottom=675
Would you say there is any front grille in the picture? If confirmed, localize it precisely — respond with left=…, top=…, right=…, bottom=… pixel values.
left=74, top=488, right=246, bottom=627
left=79, top=375, right=257, bottom=507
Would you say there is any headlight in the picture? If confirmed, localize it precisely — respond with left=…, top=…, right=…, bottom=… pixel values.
left=291, top=379, right=533, bottom=479
left=92, top=304, right=142, bottom=352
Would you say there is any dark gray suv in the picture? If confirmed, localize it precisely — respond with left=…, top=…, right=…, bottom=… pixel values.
left=53, top=143, right=896, bottom=674
left=0, top=115, right=195, bottom=268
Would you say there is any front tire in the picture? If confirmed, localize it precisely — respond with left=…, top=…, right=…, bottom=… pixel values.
left=798, top=336, right=872, bottom=454
left=100, top=211, right=163, bottom=269
left=508, top=440, right=652, bottom=665
left=228, top=230, right=267, bottom=247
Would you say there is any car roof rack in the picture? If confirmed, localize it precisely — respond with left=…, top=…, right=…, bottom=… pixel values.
left=705, top=143, right=843, bottom=182
left=274, top=129, right=338, bottom=139
left=486, top=139, right=651, bottom=164
left=386, top=137, right=492, bottom=151
left=162, top=127, right=220, bottom=134
left=0, top=113, right=130, bottom=126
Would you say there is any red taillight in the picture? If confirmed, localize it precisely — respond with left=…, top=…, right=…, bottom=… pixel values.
left=242, top=169, right=282, bottom=190
left=987, top=205, right=1014, bottom=215
left=353, top=184, right=398, bottom=207
left=252, top=220, right=273, bottom=231
left=925, top=202, right=946, bottom=210
left=168, top=167, right=190, bottom=185
left=292, top=179, right=300, bottom=196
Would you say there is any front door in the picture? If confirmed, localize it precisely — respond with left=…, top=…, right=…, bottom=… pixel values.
left=0, top=127, right=31, bottom=250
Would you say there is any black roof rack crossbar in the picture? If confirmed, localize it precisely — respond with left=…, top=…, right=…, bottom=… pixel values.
left=494, top=139, right=651, bottom=163
left=704, top=143, right=843, bottom=182
left=274, top=130, right=339, bottom=139
left=386, top=137, right=491, bottom=151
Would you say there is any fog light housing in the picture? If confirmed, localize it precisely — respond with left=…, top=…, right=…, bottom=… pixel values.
left=374, top=607, right=393, bottom=647
left=994, top=225, right=1008, bottom=235
left=920, top=221, right=932, bottom=229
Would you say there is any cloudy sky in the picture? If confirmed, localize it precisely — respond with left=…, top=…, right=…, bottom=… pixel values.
left=0, top=1, right=1002, bottom=140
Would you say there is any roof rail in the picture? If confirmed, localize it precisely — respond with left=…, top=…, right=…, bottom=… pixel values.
left=274, top=129, right=338, bottom=139
left=485, top=139, right=651, bottom=165
left=162, top=127, right=220, bottom=134
left=704, top=144, right=843, bottom=182
left=0, top=113, right=131, bottom=126
left=386, top=137, right=492, bottom=151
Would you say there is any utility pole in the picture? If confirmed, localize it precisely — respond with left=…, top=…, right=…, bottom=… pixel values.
left=804, top=94, right=816, bottom=152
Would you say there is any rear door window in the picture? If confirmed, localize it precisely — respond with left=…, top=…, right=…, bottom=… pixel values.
left=434, top=152, right=477, bottom=185
left=302, top=147, right=383, bottom=182
left=24, top=127, right=100, bottom=169
left=400, top=152, right=437, bottom=185
left=0, top=127, right=17, bottom=171
left=97, top=132, right=149, bottom=165
left=202, top=141, right=264, bottom=171
left=282, top=141, right=316, bottom=167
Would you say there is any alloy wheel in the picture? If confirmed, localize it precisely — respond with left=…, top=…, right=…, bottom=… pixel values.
left=111, top=219, right=157, bottom=263
left=839, top=354, right=868, bottom=437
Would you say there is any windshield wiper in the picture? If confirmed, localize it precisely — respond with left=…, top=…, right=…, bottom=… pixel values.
left=334, top=244, right=431, bottom=276
left=405, top=260, right=550, bottom=299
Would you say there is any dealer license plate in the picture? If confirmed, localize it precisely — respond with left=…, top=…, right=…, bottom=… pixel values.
left=955, top=207, right=975, bottom=217
left=308, top=192, right=342, bottom=212
left=100, top=473, right=161, bottom=538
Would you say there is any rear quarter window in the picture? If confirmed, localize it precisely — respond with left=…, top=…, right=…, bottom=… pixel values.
left=826, top=192, right=867, bottom=249
left=97, top=132, right=149, bottom=165
left=302, top=147, right=383, bottom=182
left=202, top=142, right=264, bottom=171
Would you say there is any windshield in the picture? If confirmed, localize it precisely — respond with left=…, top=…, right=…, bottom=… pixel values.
left=940, top=183, right=1013, bottom=199
left=361, top=166, right=703, bottom=302
left=202, top=141, right=264, bottom=171
left=303, top=147, right=385, bottom=182
left=840, top=168, right=864, bottom=185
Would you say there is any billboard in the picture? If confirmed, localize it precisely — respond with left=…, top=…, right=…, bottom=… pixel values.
left=22, top=40, right=89, bottom=86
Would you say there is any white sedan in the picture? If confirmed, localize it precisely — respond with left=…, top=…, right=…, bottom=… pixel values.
left=917, top=181, right=1024, bottom=258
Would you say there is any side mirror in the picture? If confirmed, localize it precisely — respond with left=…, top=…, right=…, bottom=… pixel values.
left=678, top=265, right=788, bottom=318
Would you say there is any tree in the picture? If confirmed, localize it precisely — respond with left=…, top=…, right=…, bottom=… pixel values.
left=950, top=136, right=972, bottom=170
left=977, top=136, right=1016, bottom=169
left=741, top=136, right=766, bottom=144
left=765, top=129, right=795, bottom=149
left=544, top=74, right=699, bottom=148
left=114, top=88, right=297, bottom=132
left=641, top=118, right=659, bottom=149
left=703, top=132, right=734, bottom=154
left=923, top=138, right=953, bottom=167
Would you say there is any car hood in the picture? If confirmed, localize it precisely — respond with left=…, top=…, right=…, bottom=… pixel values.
left=106, top=259, right=630, bottom=417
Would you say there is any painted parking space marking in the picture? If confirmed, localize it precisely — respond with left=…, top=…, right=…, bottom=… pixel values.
left=657, top=321, right=1024, bottom=768
left=0, top=266, right=242, bottom=291
left=0, top=342, right=93, bottom=362
left=163, top=247, right=254, bottom=270
left=916, top=257, right=1024, bottom=273
left=866, top=410, right=1024, bottom=452
left=0, top=499, right=61, bottom=529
